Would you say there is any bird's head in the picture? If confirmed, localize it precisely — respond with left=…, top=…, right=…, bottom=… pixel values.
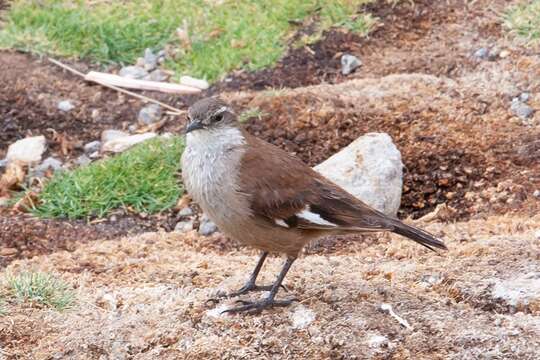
left=185, top=97, right=237, bottom=134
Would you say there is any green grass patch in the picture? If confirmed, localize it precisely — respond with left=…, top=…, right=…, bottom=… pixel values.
left=504, top=0, right=540, bottom=45
left=5, top=272, right=74, bottom=310
left=34, top=137, right=184, bottom=219
left=0, top=0, right=374, bottom=82
left=238, top=107, right=268, bottom=123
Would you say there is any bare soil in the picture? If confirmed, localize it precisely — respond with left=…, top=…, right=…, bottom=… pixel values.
left=0, top=0, right=540, bottom=358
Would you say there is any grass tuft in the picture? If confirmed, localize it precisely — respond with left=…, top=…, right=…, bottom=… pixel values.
left=6, top=272, right=74, bottom=310
left=238, top=107, right=268, bottom=123
left=34, top=136, right=184, bottom=219
left=504, top=0, right=540, bottom=45
left=0, top=0, right=374, bottom=82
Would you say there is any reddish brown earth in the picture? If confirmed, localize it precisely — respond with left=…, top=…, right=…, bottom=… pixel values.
left=0, top=1, right=540, bottom=357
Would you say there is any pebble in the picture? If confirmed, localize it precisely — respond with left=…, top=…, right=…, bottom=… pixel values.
left=0, top=247, right=18, bottom=257
left=143, top=48, right=158, bottom=71
left=198, top=214, right=218, bottom=236
left=57, top=100, right=75, bottom=112
left=178, top=207, right=194, bottom=217
left=147, top=69, right=168, bottom=82
left=34, top=157, right=63, bottom=177
left=519, top=92, right=530, bottom=103
left=0, top=159, right=7, bottom=168
left=533, top=189, right=540, bottom=198
left=511, top=98, right=534, bottom=119
left=180, top=76, right=209, bottom=90
left=473, top=47, right=489, bottom=60
left=137, top=104, right=162, bottom=125
left=6, top=135, right=47, bottom=165
left=119, top=66, right=148, bottom=79
left=83, top=141, right=101, bottom=154
left=75, top=154, right=92, bottom=167
left=340, top=54, right=362, bottom=75
left=175, top=219, right=194, bottom=232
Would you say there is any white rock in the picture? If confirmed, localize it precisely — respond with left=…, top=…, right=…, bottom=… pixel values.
left=341, top=54, right=362, bottom=75
left=289, top=305, right=315, bottom=329
left=57, top=100, right=75, bottom=112
left=180, top=76, right=209, bottom=90
left=102, top=133, right=157, bottom=153
left=533, top=189, right=540, bottom=198
left=0, top=159, right=7, bottom=168
left=101, top=129, right=129, bottom=143
left=314, top=133, right=403, bottom=216
left=367, top=333, right=388, bottom=348
left=6, top=135, right=47, bottom=165
left=491, top=272, right=540, bottom=308
left=198, top=214, right=218, bottom=236
left=178, top=207, right=194, bottom=217
left=175, top=219, right=194, bottom=232
left=534, top=229, right=540, bottom=240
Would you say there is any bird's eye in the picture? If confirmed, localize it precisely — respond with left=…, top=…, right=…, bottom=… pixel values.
left=212, top=113, right=223, bottom=123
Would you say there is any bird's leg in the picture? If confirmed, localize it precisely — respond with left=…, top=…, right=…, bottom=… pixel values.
left=222, top=257, right=297, bottom=314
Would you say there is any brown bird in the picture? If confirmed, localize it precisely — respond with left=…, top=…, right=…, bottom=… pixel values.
left=181, top=97, right=447, bottom=314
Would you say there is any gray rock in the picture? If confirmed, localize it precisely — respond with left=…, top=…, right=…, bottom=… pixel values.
left=178, top=207, right=194, bottom=217
left=157, top=50, right=166, bottom=64
left=58, top=100, right=75, bottom=112
left=34, top=157, right=63, bottom=177
left=341, top=54, right=362, bottom=75
left=314, top=132, right=403, bottom=216
left=119, top=66, right=148, bottom=79
left=137, top=104, right=162, bottom=125
left=175, top=219, right=194, bottom=232
left=143, top=48, right=158, bottom=71
left=473, top=47, right=489, bottom=60
left=491, top=272, right=540, bottom=309
left=101, top=129, right=129, bottom=143
left=198, top=214, right=218, bottom=236
left=83, top=141, right=101, bottom=154
left=511, top=98, right=534, bottom=119
left=6, top=135, right=47, bottom=165
left=89, top=151, right=100, bottom=159
left=75, top=154, right=92, bottom=167
left=0, top=159, right=7, bottom=168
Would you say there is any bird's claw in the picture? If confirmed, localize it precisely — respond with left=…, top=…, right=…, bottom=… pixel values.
left=221, top=298, right=297, bottom=315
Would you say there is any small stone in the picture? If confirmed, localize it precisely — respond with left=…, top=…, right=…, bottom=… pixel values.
left=175, top=219, right=194, bottom=232
left=499, top=49, right=510, bottom=58
left=367, top=334, right=388, bottom=348
left=178, top=207, right=194, bottom=217
left=511, top=99, right=534, bottom=119
left=533, top=189, right=540, bottom=198
left=57, top=100, right=75, bottom=112
left=534, top=229, right=540, bottom=240
left=101, top=129, right=129, bottom=143
left=102, top=133, right=157, bottom=153
left=110, top=215, right=117, bottom=222
left=119, top=66, right=148, bottom=79
left=89, top=151, right=100, bottom=159
left=519, top=92, right=530, bottom=103
left=34, top=157, right=63, bottom=177
left=6, top=135, right=47, bottom=165
left=137, top=104, right=162, bottom=126
left=289, top=305, right=316, bottom=329
left=198, top=214, right=218, bottom=236
left=91, top=109, right=100, bottom=120
left=143, top=48, right=158, bottom=71
left=75, top=154, right=92, bottom=167
left=0, top=247, right=18, bottom=257
left=473, top=47, right=489, bottom=60
left=340, top=54, right=362, bottom=75
left=83, top=141, right=101, bottom=154
left=179, top=76, right=209, bottom=90
left=0, top=159, right=7, bottom=168
left=147, top=69, right=168, bottom=82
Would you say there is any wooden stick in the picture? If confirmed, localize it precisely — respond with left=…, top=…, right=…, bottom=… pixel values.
left=85, top=71, right=201, bottom=94
left=47, top=58, right=187, bottom=115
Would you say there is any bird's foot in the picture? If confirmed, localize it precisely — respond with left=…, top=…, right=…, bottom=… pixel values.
left=207, top=283, right=287, bottom=304
left=221, top=297, right=297, bottom=315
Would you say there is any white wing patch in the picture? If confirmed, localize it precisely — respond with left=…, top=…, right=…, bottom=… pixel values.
left=275, top=219, right=289, bottom=228
left=297, top=206, right=337, bottom=227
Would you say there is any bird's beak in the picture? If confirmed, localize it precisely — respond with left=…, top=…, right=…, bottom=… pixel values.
left=185, top=120, right=204, bottom=134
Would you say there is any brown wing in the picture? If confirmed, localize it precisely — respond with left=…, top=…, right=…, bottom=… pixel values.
left=238, top=131, right=390, bottom=232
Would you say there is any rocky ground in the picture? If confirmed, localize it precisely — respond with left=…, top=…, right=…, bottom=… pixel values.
left=1, top=0, right=540, bottom=358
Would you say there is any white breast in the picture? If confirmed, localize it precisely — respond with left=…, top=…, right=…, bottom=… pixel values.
left=181, top=127, right=250, bottom=224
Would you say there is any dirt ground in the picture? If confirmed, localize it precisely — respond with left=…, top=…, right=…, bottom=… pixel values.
left=1, top=0, right=540, bottom=358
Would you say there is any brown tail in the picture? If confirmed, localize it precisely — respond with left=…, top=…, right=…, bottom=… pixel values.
left=389, top=220, right=447, bottom=252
